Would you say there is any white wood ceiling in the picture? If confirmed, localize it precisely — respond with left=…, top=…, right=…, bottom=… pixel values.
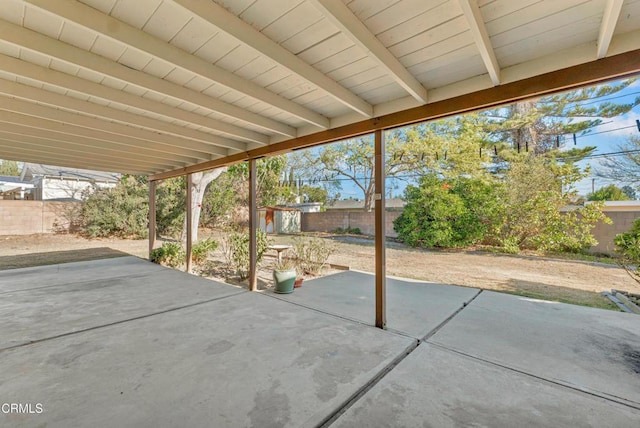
left=0, top=0, right=638, bottom=175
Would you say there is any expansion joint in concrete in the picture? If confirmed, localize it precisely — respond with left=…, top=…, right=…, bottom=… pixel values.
left=0, top=291, right=246, bottom=354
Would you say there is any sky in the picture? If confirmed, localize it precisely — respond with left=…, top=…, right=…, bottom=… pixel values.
left=570, top=78, right=640, bottom=195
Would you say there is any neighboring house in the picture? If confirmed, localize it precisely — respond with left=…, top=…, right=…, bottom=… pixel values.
left=20, top=163, right=120, bottom=201
left=325, top=198, right=406, bottom=212
left=0, top=175, right=35, bottom=200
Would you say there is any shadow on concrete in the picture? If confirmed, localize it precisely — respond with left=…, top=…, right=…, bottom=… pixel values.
left=0, top=247, right=130, bottom=271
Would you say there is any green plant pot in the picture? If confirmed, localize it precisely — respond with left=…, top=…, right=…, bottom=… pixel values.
left=273, top=269, right=296, bottom=294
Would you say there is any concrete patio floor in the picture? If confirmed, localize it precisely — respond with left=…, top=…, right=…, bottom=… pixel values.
left=1, top=258, right=639, bottom=427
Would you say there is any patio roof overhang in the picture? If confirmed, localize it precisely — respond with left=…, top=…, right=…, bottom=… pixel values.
left=0, top=0, right=639, bottom=177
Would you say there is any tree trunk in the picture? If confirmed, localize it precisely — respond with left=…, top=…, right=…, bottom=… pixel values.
left=182, top=167, right=227, bottom=243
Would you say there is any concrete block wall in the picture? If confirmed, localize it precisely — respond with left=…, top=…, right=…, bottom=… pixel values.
left=301, top=211, right=402, bottom=237
left=589, top=210, right=640, bottom=254
left=0, top=200, right=80, bottom=235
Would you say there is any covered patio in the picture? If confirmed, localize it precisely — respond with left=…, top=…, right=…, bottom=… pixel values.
left=1, top=258, right=639, bottom=427
left=1, top=0, right=640, bottom=425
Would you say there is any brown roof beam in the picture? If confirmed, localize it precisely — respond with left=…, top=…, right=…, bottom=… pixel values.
left=150, top=48, right=640, bottom=181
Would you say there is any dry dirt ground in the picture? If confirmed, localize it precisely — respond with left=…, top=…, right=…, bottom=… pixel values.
left=1, top=232, right=638, bottom=311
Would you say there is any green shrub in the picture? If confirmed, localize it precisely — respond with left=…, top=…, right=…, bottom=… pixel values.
left=150, top=242, right=185, bottom=268
left=223, top=229, right=269, bottom=279
left=614, top=217, right=640, bottom=285
left=394, top=174, right=501, bottom=248
left=81, top=176, right=149, bottom=239
left=192, top=238, right=218, bottom=264
left=156, top=177, right=186, bottom=239
left=615, top=217, right=640, bottom=262
left=292, top=236, right=335, bottom=275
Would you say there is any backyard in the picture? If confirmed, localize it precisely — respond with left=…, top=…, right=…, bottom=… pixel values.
left=1, top=232, right=637, bottom=311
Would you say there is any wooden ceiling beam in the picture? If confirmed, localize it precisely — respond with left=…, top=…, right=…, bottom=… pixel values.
left=0, top=110, right=208, bottom=163
left=0, top=122, right=195, bottom=165
left=309, top=0, right=428, bottom=103
left=0, top=79, right=245, bottom=152
left=597, top=0, right=625, bottom=59
left=0, top=96, right=226, bottom=158
left=0, top=18, right=282, bottom=141
left=24, top=0, right=322, bottom=131
left=0, top=145, right=156, bottom=175
left=174, top=0, right=372, bottom=117
left=457, top=0, right=501, bottom=85
left=0, top=132, right=181, bottom=170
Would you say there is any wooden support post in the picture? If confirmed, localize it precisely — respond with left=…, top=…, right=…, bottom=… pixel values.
left=186, top=173, right=193, bottom=273
left=249, top=159, right=258, bottom=291
left=374, top=129, right=386, bottom=329
left=148, top=179, right=156, bottom=260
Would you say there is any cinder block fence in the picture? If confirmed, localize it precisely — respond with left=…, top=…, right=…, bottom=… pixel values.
left=0, top=200, right=79, bottom=235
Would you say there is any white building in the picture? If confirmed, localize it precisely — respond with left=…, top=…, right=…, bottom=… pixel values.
left=20, top=163, right=120, bottom=201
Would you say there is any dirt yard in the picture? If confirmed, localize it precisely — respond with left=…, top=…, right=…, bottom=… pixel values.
left=1, top=232, right=638, bottom=311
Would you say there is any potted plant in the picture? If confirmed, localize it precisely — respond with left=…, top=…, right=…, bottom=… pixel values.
left=273, top=260, right=296, bottom=294
left=294, top=271, right=304, bottom=288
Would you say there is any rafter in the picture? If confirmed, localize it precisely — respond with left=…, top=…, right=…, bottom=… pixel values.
left=172, top=0, right=373, bottom=117
left=597, top=0, right=624, bottom=59
left=0, top=122, right=195, bottom=165
left=0, top=135, right=178, bottom=171
left=0, top=109, right=209, bottom=162
left=23, top=0, right=329, bottom=129
left=0, top=146, right=155, bottom=175
left=457, top=0, right=501, bottom=85
left=0, top=54, right=263, bottom=148
left=0, top=79, right=249, bottom=152
left=308, top=0, right=428, bottom=104
left=0, top=19, right=291, bottom=140
left=0, top=96, right=228, bottom=158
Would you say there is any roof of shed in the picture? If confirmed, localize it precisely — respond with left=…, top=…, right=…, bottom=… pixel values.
left=0, top=0, right=639, bottom=177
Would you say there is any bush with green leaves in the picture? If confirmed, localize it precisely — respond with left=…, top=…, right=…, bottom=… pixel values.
left=614, top=218, right=640, bottom=285
left=150, top=242, right=185, bottom=268
left=81, top=175, right=187, bottom=239
left=223, top=229, right=269, bottom=279
left=81, top=176, right=149, bottom=239
left=192, top=238, right=218, bottom=264
left=394, top=174, right=502, bottom=248
left=155, top=177, right=186, bottom=239
left=292, top=236, right=335, bottom=275
left=615, top=217, right=640, bottom=262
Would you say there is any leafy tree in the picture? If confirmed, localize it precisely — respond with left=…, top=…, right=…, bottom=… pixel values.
left=298, top=185, right=330, bottom=204
left=229, top=155, right=295, bottom=207
left=587, top=184, right=631, bottom=201
left=485, top=80, right=639, bottom=155
left=290, top=116, right=490, bottom=211
left=0, top=160, right=19, bottom=176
